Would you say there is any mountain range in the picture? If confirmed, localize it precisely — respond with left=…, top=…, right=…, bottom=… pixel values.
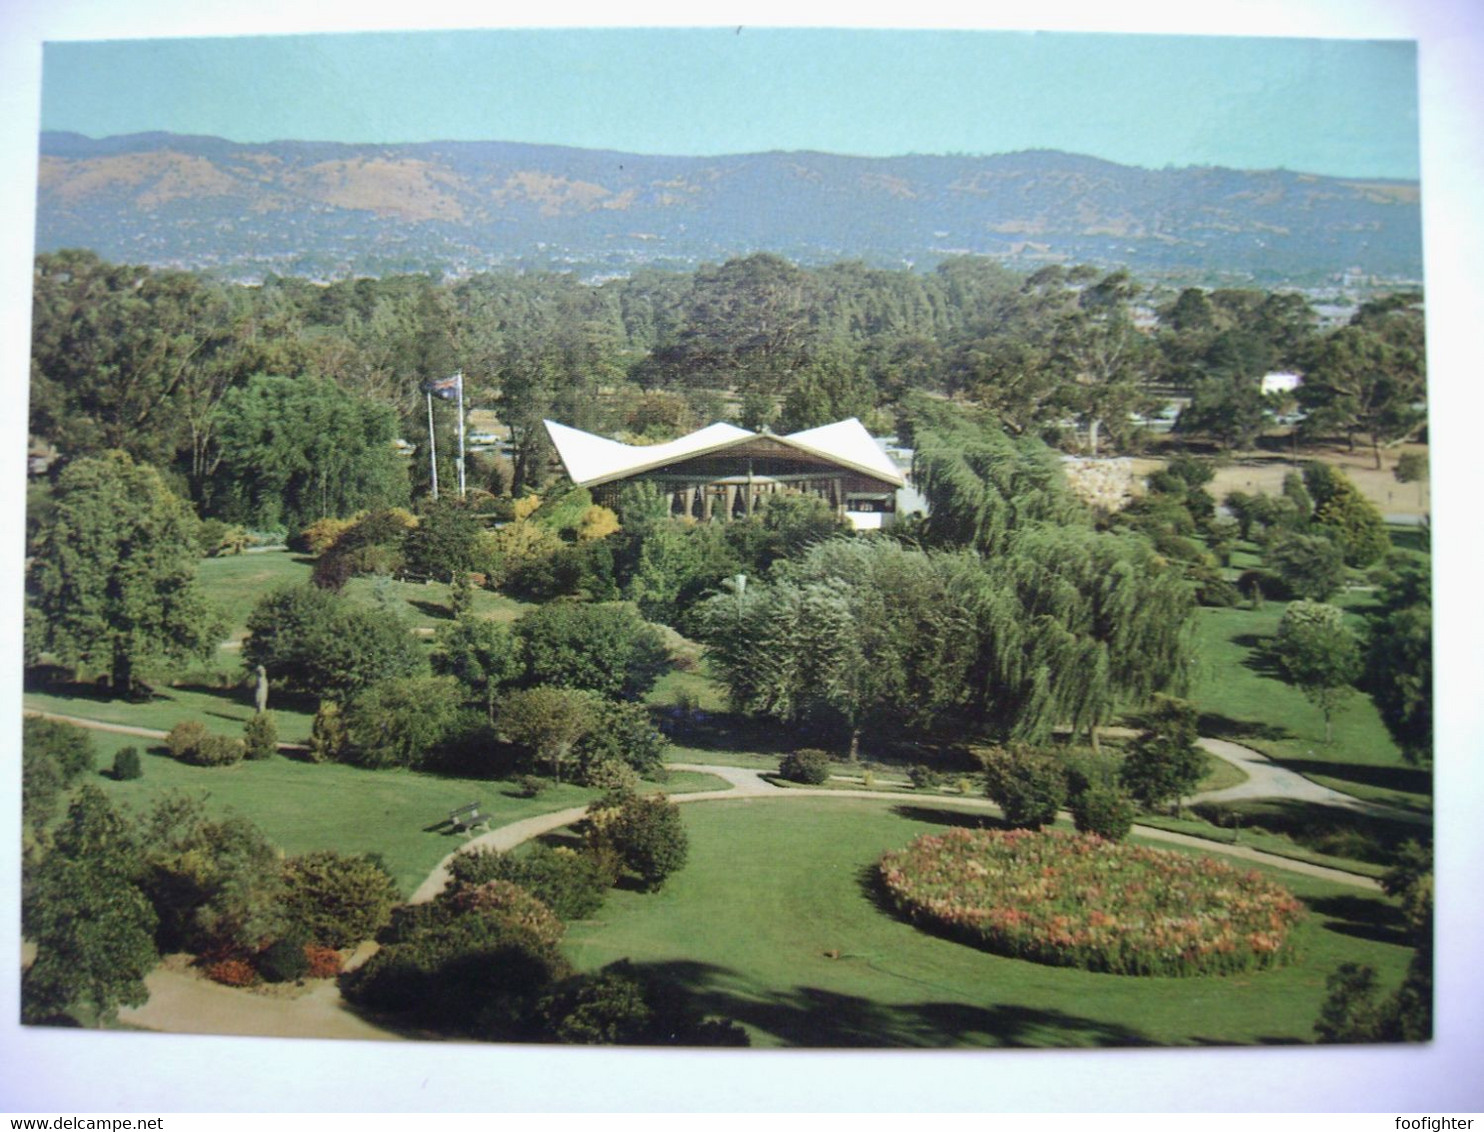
left=35, top=131, right=1423, bottom=286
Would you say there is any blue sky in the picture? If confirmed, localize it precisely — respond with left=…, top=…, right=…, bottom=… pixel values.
left=41, top=28, right=1420, bottom=178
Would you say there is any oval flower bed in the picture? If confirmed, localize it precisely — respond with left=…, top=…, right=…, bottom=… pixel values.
left=879, top=827, right=1305, bottom=977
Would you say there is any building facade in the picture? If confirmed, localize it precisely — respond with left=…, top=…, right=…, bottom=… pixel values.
left=543, top=418, right=906, bottom=531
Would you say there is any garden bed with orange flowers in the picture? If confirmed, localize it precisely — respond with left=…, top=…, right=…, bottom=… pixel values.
left=879, top=827, right=1306, bottom=977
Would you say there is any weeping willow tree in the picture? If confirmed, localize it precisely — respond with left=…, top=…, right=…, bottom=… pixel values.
left=969, top=524, right=1196, bottom=746
left=909, top=407, right=1085, bottom=556
left=696, top=540, right=981, bottom=758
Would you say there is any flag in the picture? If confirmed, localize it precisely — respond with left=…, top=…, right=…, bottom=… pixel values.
left=423, top=372, right=462, bottom=401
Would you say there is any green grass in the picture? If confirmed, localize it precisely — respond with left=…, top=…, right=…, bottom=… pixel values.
left=1186, top=599, right=1430, bottom=814
left=69, top=728, right=723, bottom=898
left=560, top=797, right=1416, bottom=1048
left=24, top=683, right=317, bottom=744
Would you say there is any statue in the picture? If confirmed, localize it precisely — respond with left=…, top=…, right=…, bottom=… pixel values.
left=254, top=665, right=269, bottom=714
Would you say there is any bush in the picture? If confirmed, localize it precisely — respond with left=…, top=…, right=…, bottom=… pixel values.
left=535, top=961, right=751, bottom=1047
left=165, top=720, right=210, bottom=761
left=282, top=850, right=399, bottom=948
left=304, top=945, right=344, bottom=979
left=579, top=758, right=642, bottom=794
left=607, top=794, right=689, bottom=891
left=778, top=748, right=831, bottom=785
left=1121, top=695, right=1205, bottom=813
left=341, top=907, right=571, bottom=1038
left=908, top=764, right=942, bottom=791
left=981, top=744, right=1067, bottom=830
left=514, top=773, right=548, bottom=798
left=447, top=844, right=610, bottom=921
left=307, top=701, right=346, bottom=763
left=1266, top=531, right=1347, bottom=602
left=243, top=712, right=278, bottom=760
left=205, top=957, right=258, bottom=988
left=572, top=699, right=668, bottom=778
left=880, top=828, right=1306, bottom=977
left=1069, top=783, right=1136, bottom=841
left=447, top=880, right=565, bottom=948
left=112, top=746, right=143, bottom=781
left=258, top=931, right=311, bottom=983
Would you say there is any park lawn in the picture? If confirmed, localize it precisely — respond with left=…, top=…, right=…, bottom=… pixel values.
left=24, top=683, right=317, bottom=745
left=1185, top=598, right=1430, bottom=814
left=560, top=797, right=1416, bottom=1048
left=69, top=728, right=725, bottom=898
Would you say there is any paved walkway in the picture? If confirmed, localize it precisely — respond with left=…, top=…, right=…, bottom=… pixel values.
left=41, top=709, right=1411, bottom=1041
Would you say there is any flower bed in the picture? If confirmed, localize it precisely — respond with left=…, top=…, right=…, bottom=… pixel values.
left=879, top=827, right=1305, bottom=977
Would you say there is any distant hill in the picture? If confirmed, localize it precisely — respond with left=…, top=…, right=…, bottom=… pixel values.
left=35, top=131, right=1423, bottom=285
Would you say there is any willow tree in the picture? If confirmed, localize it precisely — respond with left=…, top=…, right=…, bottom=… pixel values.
left=697, top=540, right=981, bottom=759
left=970, top=524, right=1196, bottom=746
left=910, top=410, right=1083, bottom=557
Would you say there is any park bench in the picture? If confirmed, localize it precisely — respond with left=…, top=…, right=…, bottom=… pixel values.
left=448, top=801, right=490, bottom=834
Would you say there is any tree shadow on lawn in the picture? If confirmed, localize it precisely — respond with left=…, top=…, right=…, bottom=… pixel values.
left=624, top=958, right=1155, bottom=1048
left=1233, top=635, right=1287, bottom=679
left=1197, top=712, right=1290, bottom=744
left=1304, top=894, right=1410, bottom=947
left=660, top=713, right=797, bottom=758
left=887, top=804, right=1001, bottom=831
left=407, top=599, right=454, bottom=623
left=1269, top=758, right=1432, bottom=802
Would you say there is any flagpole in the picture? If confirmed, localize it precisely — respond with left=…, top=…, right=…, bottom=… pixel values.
left=426, top=388, right=439, bottom=501
left=456, top=370, right=466, bottom=500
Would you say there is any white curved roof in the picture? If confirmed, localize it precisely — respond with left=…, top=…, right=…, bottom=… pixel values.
left=544, top=417, right=904, bottom=489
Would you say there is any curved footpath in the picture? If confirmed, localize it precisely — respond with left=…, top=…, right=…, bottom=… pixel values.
left=33, top=709, right=1407, bottom=1040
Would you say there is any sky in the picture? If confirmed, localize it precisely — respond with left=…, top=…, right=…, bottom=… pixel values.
left=38, top=28, right=1421, bottom=179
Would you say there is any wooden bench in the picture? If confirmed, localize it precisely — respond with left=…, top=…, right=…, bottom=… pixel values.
left=448, top=802, right=490, bottom=834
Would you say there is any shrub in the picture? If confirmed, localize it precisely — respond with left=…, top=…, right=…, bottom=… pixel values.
left=447, top=845, right=610, bottom=921
left=447, top=880, right=565, bottom=948
left=205, top=957, right=258, bottom=988
left=194, top=734, right=246, bottom=767
left=1069, top=783, right=1136, bottom=841
left=304, top=945, right=344, bottom=979
left=607, top=794, right=689, bottom=891
left=580, top=758, right=642, bottom=794
left=282, top=850, right=399, bottom=949
left=308, top=701, right=346, bottom=763
left=257, top=931, right=311, bottom=983
left=1120, top=695, right=1205, bottom=813
left=535, top=961, right=750, bottom=1047
left=341, top=907, right=570, bottom=1038
left=295, top=515, right=359, bottom=556
left=111, top=746, right=143, bottom=781
left=880, top=828, right=1306, bottom=977
left=907, top=765, right=942, bottom=791
left=165, top=720, right=210, bottom=761
left=243, top=712, right=278, bottom=760
left=779, top=748, right=831, bottom=786
left=572, top=699, right=668, bottom=778
left=981, top=744, right=1067, bottom=829
left=514, top=774, right=548, bottom=798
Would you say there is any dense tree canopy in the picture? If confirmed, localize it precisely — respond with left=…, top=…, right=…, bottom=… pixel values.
left=27, top=452, right=223, bottom=693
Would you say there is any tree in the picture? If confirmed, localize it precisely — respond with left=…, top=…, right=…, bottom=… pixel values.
left=21, top=787, right=158, bottom=1025
left=498, top=685, right=602, bottom=784
left=432, top=616, right=522, bottom=723
left=22, top=717, right=95, bottom=840
left=404, top=499, right=488, bottom=580
left=1271, top=601, right=1362, bottom=743
left=1298, top=294, right=1425, bottom=467
left=210, top=374, right=409, bottom=532
left=1119, top=695, right=1205, bottom=813
left=339, top=675, right=469, bottom=769
left=1363, top=554, right=1432, bottom=765
left=242, top=584, right=425, bottom=703
left=1303, top=463, right=1390, bottom=568
left=27, top=452, right=224, bottom=695
left=515, top=602, right=670, bottom=702
left=606, top=793, right=689, bottom=891
left=1265, top=531, right=1347, bottom=602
